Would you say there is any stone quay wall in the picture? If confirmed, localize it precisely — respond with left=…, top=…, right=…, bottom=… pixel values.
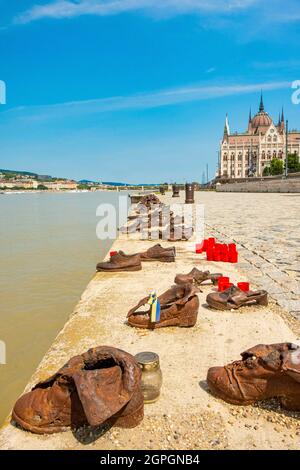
left=216, top=177, right=300, bottom=193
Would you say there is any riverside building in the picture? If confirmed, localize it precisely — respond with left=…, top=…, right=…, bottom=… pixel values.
left=219, top=95, right=300, bottom=178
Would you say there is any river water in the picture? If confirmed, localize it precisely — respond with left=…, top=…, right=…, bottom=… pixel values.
left=0, top=191, right=129, bottom=425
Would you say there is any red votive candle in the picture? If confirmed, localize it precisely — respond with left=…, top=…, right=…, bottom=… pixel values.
left=213, top=248, right=221, bottom=262
left=195, top=243, right=202, bottom=254
left=220, top=245, right=229, bottom=262
left=221, top=252, right=229, bottom=262
left=196, top=240, right=207, bottom=253
left=222, top=282, right=234, bottom=291
left=238, top=282, right=250, bottom=292
left=207, top=237, right=216, bottom=248
left=206, top=248, right=214, bottom=261
left=229, top=251, right=238, bottom=263
left=110, top=251, right=118, bottom=257
left=218, top=277, right=230, bottom=292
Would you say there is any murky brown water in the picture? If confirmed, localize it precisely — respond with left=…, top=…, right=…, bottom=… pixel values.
left=0, top=191, right=128, bottom=425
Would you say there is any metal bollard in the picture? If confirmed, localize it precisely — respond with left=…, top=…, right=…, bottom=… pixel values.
left=172, top=184, right=180, bottom=198
left=185, top=183, right=194, bottom=204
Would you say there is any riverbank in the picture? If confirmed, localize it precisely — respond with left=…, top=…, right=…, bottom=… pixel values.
left=0, top=189, right=114, bottom=194
left=0, top=188, right=157, bottom=195
left=1, top=192, right=300, bottom=450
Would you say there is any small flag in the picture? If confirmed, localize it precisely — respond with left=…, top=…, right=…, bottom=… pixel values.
left=147, top=292, right=161, bottom=323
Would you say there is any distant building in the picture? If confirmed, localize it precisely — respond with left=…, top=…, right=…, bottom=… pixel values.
left=0, top=179, right=38, bottom=189
left=42, top=180, right=78, bottom=190
left=0, top=177, right=79, bottom=191
left=219, top=94, right=300, bottom=178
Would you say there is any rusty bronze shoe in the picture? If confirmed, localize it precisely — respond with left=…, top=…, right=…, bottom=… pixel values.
left=140, top=244, right=176, bottom=262
left=12, top=346, right=144, bottom=434
left=119, top=221, right=141, bottom=234
left=143, top=209, right=174, bottom=228
left=207, top=343, right=300, bottom=410
left=127, top=284, right=200, bottom=329
left=167, top=227, right=193, bottom=241
left=158, top=225, right=193, bottom=241
left=137, top=194, right=161, bottom=208
left=175, top=268, right=222, bottom=287
left=206, top=285, right=268, bottom=310
left=96, top=252, right=142, bottom=272
left=170, top=215, right=185, bottom=225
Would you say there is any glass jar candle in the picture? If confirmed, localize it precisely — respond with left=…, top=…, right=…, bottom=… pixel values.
left=135, top=352, right=163, bottom=404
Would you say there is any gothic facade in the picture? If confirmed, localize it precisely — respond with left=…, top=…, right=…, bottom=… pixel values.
left=219, top=95, right=300, bottom=178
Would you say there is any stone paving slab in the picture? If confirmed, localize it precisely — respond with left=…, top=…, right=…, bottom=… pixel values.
left=197, top=192, right=300, bottom=322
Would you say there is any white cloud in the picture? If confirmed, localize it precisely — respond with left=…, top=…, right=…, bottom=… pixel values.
left=252, top=59, right=300, bottom=70
left=15, top=0, right=260, bottom=25
left=2, top=80, right=290, bottom=121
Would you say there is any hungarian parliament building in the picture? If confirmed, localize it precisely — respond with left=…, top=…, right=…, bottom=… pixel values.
left=219, top=95, right=300, bottom=178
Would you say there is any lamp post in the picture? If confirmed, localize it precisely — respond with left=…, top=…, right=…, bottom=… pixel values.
left=285, top=120, right=289, bottom=178
left=249, top=138, right=253, bottom=177
left=217, top=150, right=220, bottom=177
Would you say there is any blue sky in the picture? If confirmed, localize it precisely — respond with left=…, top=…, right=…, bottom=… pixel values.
left=0, top=0, right=300, bottom=183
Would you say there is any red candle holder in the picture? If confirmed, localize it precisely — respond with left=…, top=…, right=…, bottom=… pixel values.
left=228, top=243, right=237, bottom=252
left=195, top=243, right=202, bottom=254
left=218, top=277, right=230, bottom=292
left=229, top=251, right=238, bottom=263
left=213, top=249, right=221, bottom=262
left=220, top=245, right=229, bottom=262
left=222, top=282, right=234, bottom=291
left=221, top=252, right=229, bottom=262
left=196, top=240, right=208, bottom=253
left=237, top=282, right=250, bottom=292
left=207, top=237, right=216, bottom=249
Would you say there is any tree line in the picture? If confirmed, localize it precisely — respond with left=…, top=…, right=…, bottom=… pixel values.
left=263, top=154, right=300, bottom=176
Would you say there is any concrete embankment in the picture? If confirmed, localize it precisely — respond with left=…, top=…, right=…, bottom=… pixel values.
left=216, top=177, right=300, bottom=193
left=1, top=193, right=300, bottom=450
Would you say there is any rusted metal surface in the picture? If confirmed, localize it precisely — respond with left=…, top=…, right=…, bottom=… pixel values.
left=140, top=244, right=175, bottom=262
left=12, top=346, right=143, bottom=434
left=185, top=183, right=194, bottom=204
left=207, top=343, right=300, bottom=409
left=175, top=268, right=223, bottom=287
left=206, top=285, right=268, bottom=310
left=96, top=252, right=142, bottom=272
left=172, top=184, right=180, bottom=198
left=127, top=284, right=200, bottom=329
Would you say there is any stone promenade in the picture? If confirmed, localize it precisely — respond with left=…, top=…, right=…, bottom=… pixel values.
left=0, top=191, right=300, bottom=450
left=198, top=192, right=300, bottom=320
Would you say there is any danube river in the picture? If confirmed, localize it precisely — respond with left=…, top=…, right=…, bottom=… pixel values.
left=0, top=191, right=129, bottom=424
